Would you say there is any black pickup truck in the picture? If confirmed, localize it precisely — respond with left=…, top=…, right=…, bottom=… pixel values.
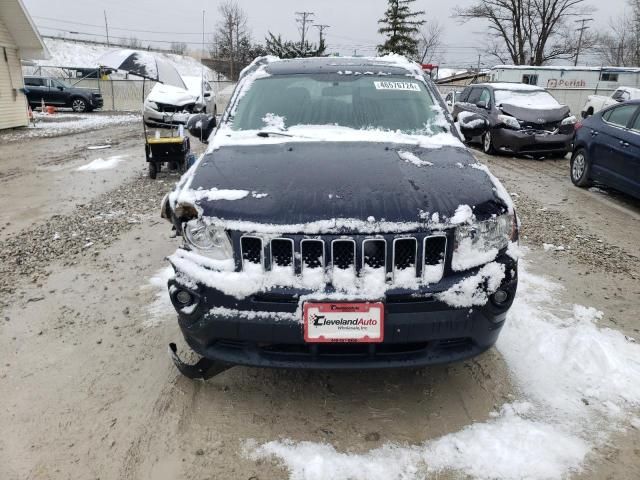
left=23, top=75, right=103, bottom=112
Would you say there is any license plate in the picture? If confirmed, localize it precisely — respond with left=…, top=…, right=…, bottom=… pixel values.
left=303, top=302, right=384, bottom=343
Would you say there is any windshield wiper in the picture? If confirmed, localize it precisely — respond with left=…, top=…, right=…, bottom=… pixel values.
left=256, top=131, right=295, bottom=138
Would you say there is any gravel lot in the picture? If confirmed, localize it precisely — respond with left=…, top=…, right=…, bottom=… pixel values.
left=1, top=122, right=639, bottom=480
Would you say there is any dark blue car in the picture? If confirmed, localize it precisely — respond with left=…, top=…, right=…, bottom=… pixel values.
left=571, top=100, right=640, bottom=199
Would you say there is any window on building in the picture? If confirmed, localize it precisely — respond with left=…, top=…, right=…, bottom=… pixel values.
left=522, top=74, right=539, bottom=85
left=600, top=72, right=619, bottom=82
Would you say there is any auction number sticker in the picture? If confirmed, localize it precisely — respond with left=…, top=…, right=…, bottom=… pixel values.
left=374, top=81, right=420, bottom=92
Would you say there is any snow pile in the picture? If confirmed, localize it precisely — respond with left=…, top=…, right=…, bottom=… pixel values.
left=449, top=204, right=473, bottom=224
left=263, top=113, right=287, bottom=131
left=76, top=154, right=126, bottom=171
left=437, top=262, right=505, bottom=307
left=397, top=150, right=433, bottom=167
left=246, top=262, right=640, bottom=479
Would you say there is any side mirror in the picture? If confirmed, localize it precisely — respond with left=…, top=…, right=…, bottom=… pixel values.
left=458, top=112, right=489, bottom=139
left=476, top=100, right=489, bottom=109
left=57, top=86, right=64, bottom=91
left=203, top=92, right=212, bottom=98
left=186, top=113, right=216, bottom=143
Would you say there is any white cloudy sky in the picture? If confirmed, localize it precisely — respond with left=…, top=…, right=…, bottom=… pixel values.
left=24, top=0, right=627, bottom=67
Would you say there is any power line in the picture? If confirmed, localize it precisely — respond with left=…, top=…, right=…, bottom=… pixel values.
left=33, top=15, right=215, bottom=35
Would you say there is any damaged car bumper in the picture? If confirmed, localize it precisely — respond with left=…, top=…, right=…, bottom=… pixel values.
left=167, top=250, right=518, bottom=370
left=492, top=128, right=573, bottom=155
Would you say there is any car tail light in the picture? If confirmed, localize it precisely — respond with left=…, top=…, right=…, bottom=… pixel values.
left=574, top=121, right=583, bottom=132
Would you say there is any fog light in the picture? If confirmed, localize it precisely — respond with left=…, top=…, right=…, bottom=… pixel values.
left=493, top=289, right=509, bottom=305
left=176, top=290, right=193, bottom=305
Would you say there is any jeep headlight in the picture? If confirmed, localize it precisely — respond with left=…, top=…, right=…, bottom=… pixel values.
left=184, top=219, right=233, bottom=260
left=452, top=214, right=516, bottom=271
left=497, top=114, right=521, bottom=130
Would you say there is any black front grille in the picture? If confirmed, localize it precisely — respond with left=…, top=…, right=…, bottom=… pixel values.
left=363, top=240, right=386, bottom=269
left=301, top=240, right=324, bottom=269
left=234, top=233, right=448, bottom=282
left=241, top=237, right=262, bottom=264
left=394, top=238, right=417, bottom=270
left=521, top=121, right=559, bottom=132
left=271, top=239, right=294, bottom=267
left=332, top=240, right=355, bottom=270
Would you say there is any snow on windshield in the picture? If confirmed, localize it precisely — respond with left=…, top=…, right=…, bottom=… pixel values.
left=494, top=89, right=561, bottom=109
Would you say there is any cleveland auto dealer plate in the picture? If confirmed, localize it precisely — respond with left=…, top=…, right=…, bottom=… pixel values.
left=303, top=302, right=384, bottom=343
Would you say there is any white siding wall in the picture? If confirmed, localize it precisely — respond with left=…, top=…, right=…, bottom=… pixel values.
left=0, top=17, right=28, bottom=129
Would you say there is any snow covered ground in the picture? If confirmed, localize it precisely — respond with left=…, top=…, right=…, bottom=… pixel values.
left=244, top=258, right=640, bottom=480
left=0, top=113, right=140, bottom=141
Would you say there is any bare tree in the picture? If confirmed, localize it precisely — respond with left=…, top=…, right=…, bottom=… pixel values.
left=211, top=0, right=250, bottom=80
left=126, top=36, right=143, bottom=49
left=453, top=0, right=589, bottom=65
left=418, top=20, right=443, bottom=63
left=170, top=42, right=188, bottom=55
left=595, top=1, right=640, bottom=66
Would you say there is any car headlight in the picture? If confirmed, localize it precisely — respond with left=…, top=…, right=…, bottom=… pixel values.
left=561, top=115, right=577, bottom=126
left=452, top=214, right=516, bottom=271
left=184, top=219, right=233, bottom=260
left=497, top=114, right=521, bottom=130
left=146, top=101, right=159, bottom=110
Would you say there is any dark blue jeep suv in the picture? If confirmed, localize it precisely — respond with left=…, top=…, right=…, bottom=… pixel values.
left=162, top=56, right=519, bottom=379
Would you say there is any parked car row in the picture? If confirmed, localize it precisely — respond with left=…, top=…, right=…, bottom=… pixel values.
left=450, top=81, right=639, bottom=200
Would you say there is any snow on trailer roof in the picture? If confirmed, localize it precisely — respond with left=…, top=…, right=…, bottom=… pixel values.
left=492, top=65, right=640, bottom=73
left=477, top=82, right=545, bottom=91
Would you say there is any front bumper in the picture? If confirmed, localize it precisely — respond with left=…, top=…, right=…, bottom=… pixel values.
left=168, top=255, right=518, bottom=370
left=144, top=106, right=191, bottom=125
left=91, top=96, right=104, bottom=108
left=492, top=127, right=572, bottom=155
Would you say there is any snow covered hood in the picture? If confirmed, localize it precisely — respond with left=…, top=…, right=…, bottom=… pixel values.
left=179, top=141, right=508, bottom=228
left=500, top=103, right=570, bottom=123
left=147, top=82, right=195, bottom=106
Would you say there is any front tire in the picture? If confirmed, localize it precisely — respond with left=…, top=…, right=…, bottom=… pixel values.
left=482, top=130, right=495, bottom=154
left=148, top=162, right=157, bottom=179
left=570, top=149, right=592, bottom=187
left=71, top=97, right=87, bottom=113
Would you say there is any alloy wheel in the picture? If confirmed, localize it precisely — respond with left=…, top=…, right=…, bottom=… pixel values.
left=72, top=99, right=86, bottom=112
left=572, top=153, right=586, bottom=181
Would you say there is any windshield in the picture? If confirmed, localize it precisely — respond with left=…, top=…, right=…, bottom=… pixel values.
left=230, top=74, right=442, bottom=134
left=494, top=89, right=560, bottom=109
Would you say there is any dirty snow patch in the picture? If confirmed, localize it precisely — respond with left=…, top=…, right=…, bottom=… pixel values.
left=144, top=266, right=174, bottom=326
left=449, top=204, right=474, bottom=225
left=77, top=155, right=127, bottom=171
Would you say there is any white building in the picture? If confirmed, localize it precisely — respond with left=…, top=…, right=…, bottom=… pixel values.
left=489, top=65, right=640, bottom=114
left=0, top=0, right=48, bottom=130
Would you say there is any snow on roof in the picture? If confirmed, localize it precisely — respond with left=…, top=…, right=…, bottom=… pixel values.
left=480, top=82, right=544, bottom=91
left=34, top=38, right=216, bottom=78
left=2, top=0, right=49, bottom=59
left=492, top=64, right=640, bottom=73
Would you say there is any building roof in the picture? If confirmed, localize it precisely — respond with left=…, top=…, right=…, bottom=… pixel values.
left=0, top=0, right=48, bottom=60
left=492, top=65, right=640, bottom=73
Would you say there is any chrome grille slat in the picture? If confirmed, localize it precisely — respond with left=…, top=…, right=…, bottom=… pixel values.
left=362, top=239, right=387, bottom=270
left=240, top=236, right=264, bottom=268
left=423, top=235, right=447, bottom=282
left=331, top=239, right=356, bottom=270
left=301, top=239, right=325, bottom=270
left=270, top=238, right=294, bottom=268
left=393, top=237, right=418, bottom=276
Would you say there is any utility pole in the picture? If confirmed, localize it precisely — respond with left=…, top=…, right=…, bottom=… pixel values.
left=103, top=10, right=110, bottom=47
left=574, top=18, right=593, bottom=66
left=314, top=24, right=329, bottom=46
left=295, top=11, right=315, bottom=48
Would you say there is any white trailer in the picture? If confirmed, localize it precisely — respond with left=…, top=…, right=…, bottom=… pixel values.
left=489, top=65, right=640, bottom=114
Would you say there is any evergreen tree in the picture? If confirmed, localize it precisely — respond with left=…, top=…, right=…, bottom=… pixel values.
left=265, top=32, right=326, bottom=58
left=377, top=0, right=425, bottom=59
